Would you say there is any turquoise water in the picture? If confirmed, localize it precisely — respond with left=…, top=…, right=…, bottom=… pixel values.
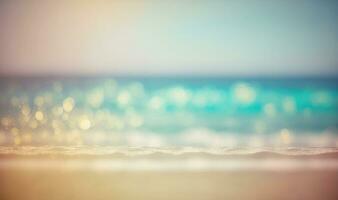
left=0, top=77, right=337, bottom=147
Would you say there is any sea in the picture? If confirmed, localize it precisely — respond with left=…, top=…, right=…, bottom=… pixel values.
left=0, top=76, right=337, bottom=150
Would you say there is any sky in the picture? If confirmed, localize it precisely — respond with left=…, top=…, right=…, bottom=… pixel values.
left=0, top=0, right=338, bottom=76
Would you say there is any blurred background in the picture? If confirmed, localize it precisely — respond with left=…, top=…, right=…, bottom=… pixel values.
left=0, top=2, right=338, bottom=200
left=0, top=0, right=337, bottom=148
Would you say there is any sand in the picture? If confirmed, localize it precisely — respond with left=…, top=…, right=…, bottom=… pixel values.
left=0, top=154, right=338, bottom=200
left=1, top=168, right=338, bottom=200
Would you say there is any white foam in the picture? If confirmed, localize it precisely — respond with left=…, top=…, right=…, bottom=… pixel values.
left=0, top=146, right=338, bottom=156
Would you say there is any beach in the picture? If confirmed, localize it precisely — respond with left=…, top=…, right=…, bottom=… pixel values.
left=1, top=168, right=338, bottom=200
left=0, top=77, right=337, bottom=200
left=1, top=0, right=338, bottom=199
left=1, top=148, right=338, bottom=200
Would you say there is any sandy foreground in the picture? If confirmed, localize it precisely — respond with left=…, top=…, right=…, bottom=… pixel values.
left=1, top=167, right=338, bottom=200
left=0, top=149, right=338, bottom=200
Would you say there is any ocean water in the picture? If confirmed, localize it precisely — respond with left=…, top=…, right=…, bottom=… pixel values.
left=0, top=76, right=337, bottom=148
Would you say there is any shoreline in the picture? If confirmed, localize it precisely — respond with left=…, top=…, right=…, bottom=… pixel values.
left=0, top=147, right=338, bottom=171
left=1, top=146, right=338, bottom=199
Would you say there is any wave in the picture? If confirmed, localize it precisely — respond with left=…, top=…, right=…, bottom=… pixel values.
left=1, top=146, right=338, bottom=171
left=1, top=146, right=338, bottom=159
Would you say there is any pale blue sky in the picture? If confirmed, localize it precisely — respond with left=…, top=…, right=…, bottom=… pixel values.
left=0, top=0, right=337, bottom=75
